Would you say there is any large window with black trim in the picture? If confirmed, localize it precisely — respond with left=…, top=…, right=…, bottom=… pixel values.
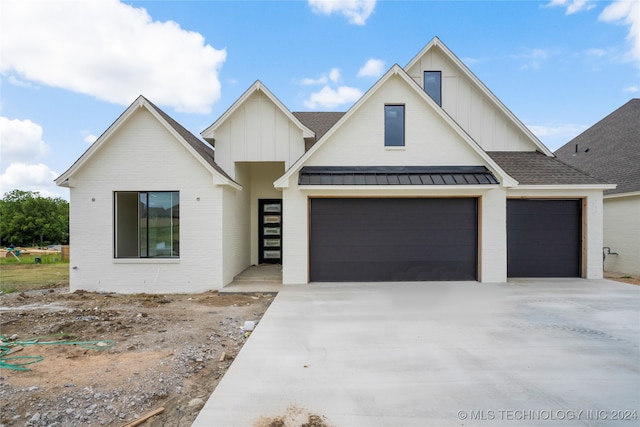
left=384, top=104, right=405, bottom=147
left=114, top=191, right=179, bottom=258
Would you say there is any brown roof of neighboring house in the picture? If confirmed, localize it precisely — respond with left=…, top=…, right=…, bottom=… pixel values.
left=554, top=99, right=640, bottom=195
left=293, top=112, right=345, bottom=141
left=487, top=151, right=606, bottom=185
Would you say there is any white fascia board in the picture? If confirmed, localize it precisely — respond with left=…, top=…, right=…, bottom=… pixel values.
left=406, top=37, right=553, bottom=157
left=201, top=80, right=314, bottom=142
left=604, top=191, right=640, bottom=199
left=513, top=184, right=617, bottom=191
left=214, top=175, right=243, bottom=191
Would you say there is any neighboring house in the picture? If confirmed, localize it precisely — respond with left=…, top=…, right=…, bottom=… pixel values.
left=56, top=37, right=613, bottom=293
left=555, top=99, right=640, bottom=276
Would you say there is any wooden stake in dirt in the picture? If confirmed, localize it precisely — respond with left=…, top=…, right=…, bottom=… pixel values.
left=120, top=407, right=164, bottom=427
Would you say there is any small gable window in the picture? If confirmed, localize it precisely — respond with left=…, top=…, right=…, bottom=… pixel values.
left=114, top=191, right=180, bottom=258
left=424, top=71, right=442, bottom=106
left=385, top=105, right=405, bottom=147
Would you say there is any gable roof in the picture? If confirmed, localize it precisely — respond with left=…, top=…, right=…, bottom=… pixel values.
left=554, top=99, right=640, bottom=196
left=201, top=80, right=315, bottom=143
left=487, top=151, right=610, bottom=186
left=55, top=96, right=240, bottom=189
left=406, top=37, right=553, bottom=157
left=275, top=64, right=518, bottom=189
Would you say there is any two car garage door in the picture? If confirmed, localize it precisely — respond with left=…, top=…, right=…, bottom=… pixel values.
left=309, top=198, right=581, bottom=282
left=309, top=198, right=478, bottom=282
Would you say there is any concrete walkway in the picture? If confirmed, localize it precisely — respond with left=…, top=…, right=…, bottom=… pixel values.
left=220, top=264, right=282, bottom=293
left=193, top=279, right=640, bottom=426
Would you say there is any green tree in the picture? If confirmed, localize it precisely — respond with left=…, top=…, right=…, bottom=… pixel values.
left=0, top=190, right=69, bottom=247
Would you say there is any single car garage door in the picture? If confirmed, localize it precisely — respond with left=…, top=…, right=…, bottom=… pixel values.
left=309, top=198, right=477, bottom=282
left=507, top=199, right=582, bottom=277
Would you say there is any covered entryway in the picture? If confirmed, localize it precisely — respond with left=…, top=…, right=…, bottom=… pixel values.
left=507, top=199, right=582, bottom=277
left=309, top=198, right=478, bottom=282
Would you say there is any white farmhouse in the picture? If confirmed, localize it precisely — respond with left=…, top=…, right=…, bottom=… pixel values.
left=56, top=38, right=613, bottom=293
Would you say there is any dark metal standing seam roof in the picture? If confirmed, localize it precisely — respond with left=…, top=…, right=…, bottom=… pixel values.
left=298, top=166, right=499, bottom=185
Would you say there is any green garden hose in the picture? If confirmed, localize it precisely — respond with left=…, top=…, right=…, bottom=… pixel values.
left=0, top=334, right=115, bottom=371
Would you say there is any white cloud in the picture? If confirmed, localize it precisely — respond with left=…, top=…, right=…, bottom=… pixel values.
left=357, top=58, right=385, bottom=78
left=84, top=134, right=99, bottom=144
left=0, top=117, right=49, bottom=165
left=308, top=0, right=376, bottom=25
left=304, top=86, right=363, bottom=109
left=599, top=0, right=640, bottom=66
left=301, top=75, right=329, bottom=85
left=329, top=68, right=341, bottom=83
left=546, top=0, right=596, bottom=15
left=528, top=122, right=589, bottom=151
left=583, top=48, right=607, bottom=59
left=0, top=163, right=64, bottom=200
left=301, top=68, right=341, bottom=85
left=512, top=48, right=555, bottom=70
left=624, top=85, right=639, bottom=93
left=0, top=0, right=226, bottom=113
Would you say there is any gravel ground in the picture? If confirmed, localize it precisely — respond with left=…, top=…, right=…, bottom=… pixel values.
left=0, top=288, right=274, bottom=426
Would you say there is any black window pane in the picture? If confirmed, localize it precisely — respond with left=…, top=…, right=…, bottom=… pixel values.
left=424, top=71, right=441, bottom=106
left=385, top=105, right=404, bottom=147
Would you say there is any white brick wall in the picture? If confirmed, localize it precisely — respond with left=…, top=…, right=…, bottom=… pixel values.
left=68, top=108, right=228, bottom=293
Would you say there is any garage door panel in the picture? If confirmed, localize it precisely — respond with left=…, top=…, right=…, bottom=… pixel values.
left=507, top=199, right=581, bottom=278
left=312, top=260, right=476, bottom=282
left=310, top=198, right=478, bottom=282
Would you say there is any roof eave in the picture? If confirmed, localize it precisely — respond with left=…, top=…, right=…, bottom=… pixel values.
left=512, top=184, right=617, bottom=191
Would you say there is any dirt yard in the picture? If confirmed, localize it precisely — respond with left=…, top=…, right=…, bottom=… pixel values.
left=0, top=288, right=275, bottom=426
left=1, top=274, right=636, bottom=427
left=604, top=271, right=640, bottom=286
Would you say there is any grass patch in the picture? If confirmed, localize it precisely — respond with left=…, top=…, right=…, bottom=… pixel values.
left=0, top=254, right=69, bottom=293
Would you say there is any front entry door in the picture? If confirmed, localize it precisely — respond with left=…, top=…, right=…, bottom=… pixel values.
left=259, top=199, right=282, bottom=264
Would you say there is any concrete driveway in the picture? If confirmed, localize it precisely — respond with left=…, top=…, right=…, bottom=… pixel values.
left=193, top=279, right=640, bottom=426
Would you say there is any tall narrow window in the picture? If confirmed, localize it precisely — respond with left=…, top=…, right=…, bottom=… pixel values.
left=424, top=71, right=442, bottom=106
left=114, top=191, right=179, bottom=258
left=385, top=105, right=405, bottom=147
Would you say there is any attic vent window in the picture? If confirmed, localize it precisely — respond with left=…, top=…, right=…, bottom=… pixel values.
left=424, top=71, right=442, bottom=106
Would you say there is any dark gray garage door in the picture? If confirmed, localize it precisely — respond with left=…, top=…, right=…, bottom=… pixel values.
left=309, top=198, right=477, bottom=282
left=507, top=199, right=581, bottom=277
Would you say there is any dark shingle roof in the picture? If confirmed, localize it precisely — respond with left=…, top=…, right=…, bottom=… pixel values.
left=293, top=112, right=345, bottom=141
left=299, top=166, right=499, bottom=186
left=487, top=151, right=606, bottom=185
left=554, top=99, right=640, bottom=195
left=145, top=97, right=236, bottom=183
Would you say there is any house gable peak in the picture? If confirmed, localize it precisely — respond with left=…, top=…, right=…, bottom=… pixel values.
left=201, top=80, right=314, bottom=144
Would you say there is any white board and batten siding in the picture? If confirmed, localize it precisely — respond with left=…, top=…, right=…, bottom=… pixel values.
left=68, top=108, right=227, bottom=293
left=213, top=91, right=306, bottom=179
left=405, top=47, right=538, bottom=152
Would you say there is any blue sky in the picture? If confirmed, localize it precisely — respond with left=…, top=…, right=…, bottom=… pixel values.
left=1, top=0, right=638, bottom=200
